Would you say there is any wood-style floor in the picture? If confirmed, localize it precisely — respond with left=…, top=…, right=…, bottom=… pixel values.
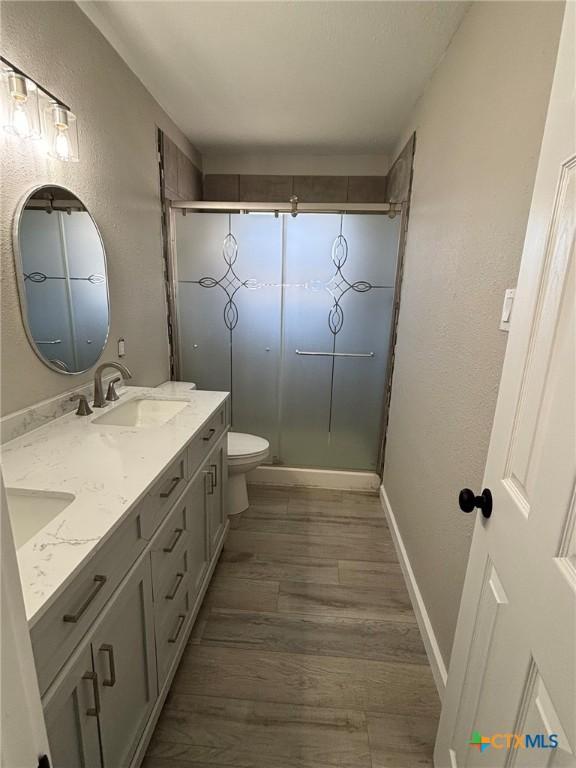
left=144, top=485, right=440, bottom=768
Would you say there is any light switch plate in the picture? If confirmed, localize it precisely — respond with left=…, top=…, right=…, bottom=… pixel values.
left=118, top=337, right=126, bottom=357
left=499, top=288, right=516, bottom=332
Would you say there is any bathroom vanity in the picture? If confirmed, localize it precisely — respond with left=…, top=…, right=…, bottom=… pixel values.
left=2, top=385, right=230, bottom=768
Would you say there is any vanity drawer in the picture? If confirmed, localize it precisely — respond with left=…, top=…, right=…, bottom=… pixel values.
left=31, top=508, right=145, bottom=696
left=139, top=449, right=189, bottom=540
left=151, top=503, right=190, bottom=602
left=155, top=578, right=193, bottom=689
left=188, top=404, right=228, bottom=478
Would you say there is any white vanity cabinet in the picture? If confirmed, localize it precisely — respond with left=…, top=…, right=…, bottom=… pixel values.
left=42, top=645, right=102, bottom=768
left=44, top=556, right=156, bottom=768
left=91, top=556, right=157, bottom=768
left=34, top=397, right=230, bottom=768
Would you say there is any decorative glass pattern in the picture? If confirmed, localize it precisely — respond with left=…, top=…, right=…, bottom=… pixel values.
left=176, top=211, right=401, bottom=470
left=24, top=271, right=105, bottom=284
left=181, top=221, right=255, bottom=333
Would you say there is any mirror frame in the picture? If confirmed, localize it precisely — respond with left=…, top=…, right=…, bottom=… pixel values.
left=12, top=184, right=111, bottom=376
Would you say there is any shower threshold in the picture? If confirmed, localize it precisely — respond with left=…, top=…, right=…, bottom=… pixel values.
left=247, top=465, right=381, bottom=492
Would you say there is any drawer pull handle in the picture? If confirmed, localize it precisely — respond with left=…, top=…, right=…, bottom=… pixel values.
left=63, top=575, right=107, bottom=623
left=82, top=671, right=101, bottom=716
left=163, top=527, right=184, bottom=553
left=210, top=463, right=218, bottom=488
left=168, top=613, right=186, bottom=644
left=100, top=643, right=116, bottom=687
left=160, top=475, right=181, bottom=498
left=204, top=469, right=214, bottom=496
left=166, top=572, right=184, bottom=600
left=202, top=428, right=216, bottom=442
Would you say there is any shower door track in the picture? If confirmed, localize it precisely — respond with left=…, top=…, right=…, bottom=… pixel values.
left=172, top=200, right=403, bottom=215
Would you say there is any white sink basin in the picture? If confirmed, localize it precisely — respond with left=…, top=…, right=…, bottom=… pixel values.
left=6, top=488, right=75, bottom=549
left=92, top=398, right=189, bottom=428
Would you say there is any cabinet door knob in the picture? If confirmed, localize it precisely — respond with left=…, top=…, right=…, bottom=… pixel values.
left=459, top=488, right=492, bottom=519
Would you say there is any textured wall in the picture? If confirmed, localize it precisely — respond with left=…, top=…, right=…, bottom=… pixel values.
left=383, top=1, right=564, bottom=668
left=0, top=1, right=200, bottom=416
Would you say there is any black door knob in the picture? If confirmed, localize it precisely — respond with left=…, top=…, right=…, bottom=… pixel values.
left=459, top=488, right=492, bottom=519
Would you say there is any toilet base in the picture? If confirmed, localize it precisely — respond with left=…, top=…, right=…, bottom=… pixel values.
left=228, top=472, right=249, bottom=516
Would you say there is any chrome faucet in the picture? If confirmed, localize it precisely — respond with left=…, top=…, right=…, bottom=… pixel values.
left=93, top=362, right=132, bottom=408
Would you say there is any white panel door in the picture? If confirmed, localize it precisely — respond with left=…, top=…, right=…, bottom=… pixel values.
left=1, top=474, right=51, bottom=768
left=435, top=6, right=575, bottom=767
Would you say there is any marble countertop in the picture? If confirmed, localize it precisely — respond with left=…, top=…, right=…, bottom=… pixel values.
left=1, top=384, right=228, bottom=627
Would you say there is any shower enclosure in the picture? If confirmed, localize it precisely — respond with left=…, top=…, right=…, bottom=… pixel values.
left=169, top=202, right=403, bottom=472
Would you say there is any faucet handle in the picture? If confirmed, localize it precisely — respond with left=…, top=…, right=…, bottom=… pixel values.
left=106, top=377, right=122, bottom=402
left=70, top=393, right=93, bottom=416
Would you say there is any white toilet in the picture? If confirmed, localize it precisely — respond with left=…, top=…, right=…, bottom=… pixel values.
left=227, top=432, right=269, bottom=515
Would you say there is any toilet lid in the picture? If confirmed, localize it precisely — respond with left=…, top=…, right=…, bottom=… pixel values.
left=228, top=432, right=269, bottom=458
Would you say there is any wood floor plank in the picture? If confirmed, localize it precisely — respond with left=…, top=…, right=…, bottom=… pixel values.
left=148, top=694, right=371, bottom=768
left=248, top=485, right=342, bottom=503
left=204, top=576, right=279, bottom=613
left=231, top=513, right=387, bottom=538
left=338, top=560, right=408, bottom=589
left=277, top=581, right=415, bottom=622
left=340, top=490, right=381, bottom=506
left=173, top=646, right=439, bottom=717
left=217, top=551, right=340, bottom=585
left=189, top=603, right=210, bottom=646
left=146, top=743, right=354, bottom=768
left=148, top=487, right=439, bottom=767
left=246, top=485, right=292, bottom=503
left=367, top=712, right=439, bottom=768
left=287, top=498, right=385, bottom=520
left=201, top=610, right=427, bottom=664
left=244, top=497, right=385, bottom=522
left=273, top=486, right=343, bottom=502
left=143, top=758, right=231, bottom=768
left=225, top=529, right=398, bottom=563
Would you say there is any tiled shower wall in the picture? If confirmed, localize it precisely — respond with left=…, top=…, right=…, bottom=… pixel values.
left=203, top=173, right=388, bottom=203
left=201, top=136, right=415, bottom=204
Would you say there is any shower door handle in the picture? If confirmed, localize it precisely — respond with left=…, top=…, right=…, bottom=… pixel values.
left=295, top=349, right=375, bottom=358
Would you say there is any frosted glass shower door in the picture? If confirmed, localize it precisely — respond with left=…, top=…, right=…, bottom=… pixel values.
left=281, top=214, right=400, bottom=470
left=175, top=213, right=282, bottom=457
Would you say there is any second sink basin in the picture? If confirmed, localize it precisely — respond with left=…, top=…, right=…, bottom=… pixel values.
left=6, top=488, right=75, bottom=549
left=92, top=398, right=189, bottom=428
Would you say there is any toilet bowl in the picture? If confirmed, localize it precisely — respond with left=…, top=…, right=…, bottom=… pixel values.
left=227, top=432, right=269, bottom=515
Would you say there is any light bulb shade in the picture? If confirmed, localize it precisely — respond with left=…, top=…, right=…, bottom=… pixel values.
left=44, top=101, right=78, bottom=161
left=1, top=70, right=42, bottom=139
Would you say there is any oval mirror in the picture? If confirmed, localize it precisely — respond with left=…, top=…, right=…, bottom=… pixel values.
left=14, top=185, right=110, bottom=374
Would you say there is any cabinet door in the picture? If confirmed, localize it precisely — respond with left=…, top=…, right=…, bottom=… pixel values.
left=206, top=440, right=227, bottom=557
left=43, top=644, right=102, bottom=768
left=91, top=557, right=156, bottom=768
left=187, top=469, right=209, bottom=596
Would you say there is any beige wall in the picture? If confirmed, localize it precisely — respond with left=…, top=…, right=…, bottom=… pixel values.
left=0, top=1, right=201, bottom=416
left=383, top=1, right=564, bottom=668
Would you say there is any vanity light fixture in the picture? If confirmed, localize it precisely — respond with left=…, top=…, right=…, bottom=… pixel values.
left=1, top=56, right=78, bottom=161
left=44, top=101, right=79, bottom=162
left=1, top=69, right=41, bottom=139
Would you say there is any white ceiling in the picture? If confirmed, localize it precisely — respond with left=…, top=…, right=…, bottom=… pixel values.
left=80, top=1, right=469, bottom=156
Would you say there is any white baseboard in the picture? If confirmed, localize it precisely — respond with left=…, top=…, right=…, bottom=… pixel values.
left=379, top=484, right=448, bottom=699
left=248, top=465, right=381, bottom=491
